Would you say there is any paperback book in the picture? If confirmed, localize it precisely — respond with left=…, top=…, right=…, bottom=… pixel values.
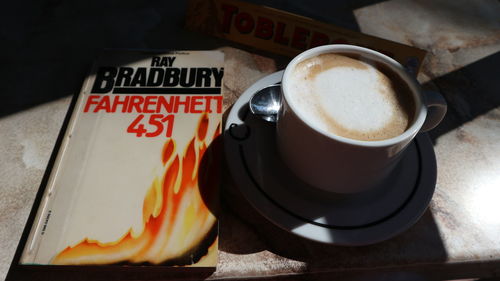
left=17, top=50, right=223, bottom=268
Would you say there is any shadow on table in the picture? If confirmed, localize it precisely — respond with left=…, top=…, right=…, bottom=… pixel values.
left=220, top=99, right=450, bottom=273
left=0, top=0, right=225, bottom=118
left=221, top=160, right=447, bottom=256
left=423, top=51, right=500, bottom=144
left=221, top=171, right=449, bottom=279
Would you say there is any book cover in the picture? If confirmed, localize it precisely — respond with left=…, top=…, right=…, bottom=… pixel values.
left=18, top=50, right=223, bottom=267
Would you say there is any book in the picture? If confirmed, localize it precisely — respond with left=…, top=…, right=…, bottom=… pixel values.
left=16, top=50, right=223, bottom=268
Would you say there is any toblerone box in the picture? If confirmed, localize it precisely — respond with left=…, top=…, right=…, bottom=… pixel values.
left=186, top=0, right=426, bottom=74
left=16, top=50, right=222, bottom=268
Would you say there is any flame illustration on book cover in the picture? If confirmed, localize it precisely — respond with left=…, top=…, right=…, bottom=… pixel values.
left=52, top=113, right=220, bottom=265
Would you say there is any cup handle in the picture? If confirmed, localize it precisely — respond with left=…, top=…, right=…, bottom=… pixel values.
left=420, top=90, right=447, bottom=132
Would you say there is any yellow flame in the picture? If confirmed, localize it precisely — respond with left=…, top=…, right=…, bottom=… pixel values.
left=52, top=113, right=220, bottom=265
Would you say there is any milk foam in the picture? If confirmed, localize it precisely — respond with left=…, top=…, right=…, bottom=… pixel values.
left=287, top=54, right=412, bottom=141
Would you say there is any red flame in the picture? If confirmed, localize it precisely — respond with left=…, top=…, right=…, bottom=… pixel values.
left=53, top=113, right=220, bottom=265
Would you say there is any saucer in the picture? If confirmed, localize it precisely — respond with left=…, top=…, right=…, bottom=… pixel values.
left=224, top=71, right=437, bottom=245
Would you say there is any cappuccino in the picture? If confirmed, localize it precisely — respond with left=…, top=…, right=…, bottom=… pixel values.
left=287, top=53, right=415, bottom=141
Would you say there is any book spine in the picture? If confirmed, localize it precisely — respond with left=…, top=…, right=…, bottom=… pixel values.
left=19, top=67, right=95, bottom=264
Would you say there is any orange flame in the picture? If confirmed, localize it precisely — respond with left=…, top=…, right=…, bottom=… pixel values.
left=52, top=113, right=220, bottom=265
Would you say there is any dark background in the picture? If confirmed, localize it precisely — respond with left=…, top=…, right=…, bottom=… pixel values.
left=0, top=0, right=386, bottom=118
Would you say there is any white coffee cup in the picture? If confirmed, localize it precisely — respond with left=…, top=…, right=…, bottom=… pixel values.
left=276, top=45, right=447, bottom=194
